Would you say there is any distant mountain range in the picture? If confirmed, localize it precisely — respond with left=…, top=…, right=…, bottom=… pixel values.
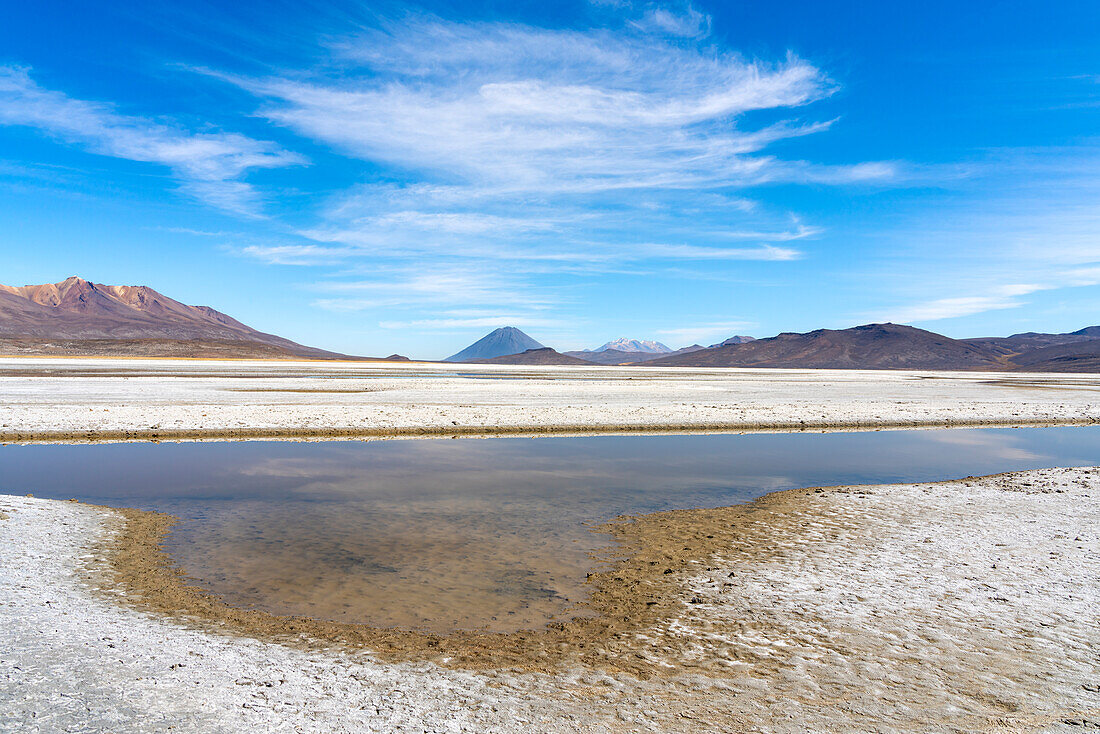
left=587, top=338, right=671, bottom=354
left=0, top=276, right=355, bottom=359
left=446, top=329, right=693, bottom=365
left=646, top=323, right=1100, bottom=372
left=444, top=326, right=544, bottom=362
left=451, top=323, right=1100, bottom=371
left=563, top=344, right=706, bottom=365
left=5, top=279, right=1098, bottom=371
left=559, top=335, right=756, bottom=364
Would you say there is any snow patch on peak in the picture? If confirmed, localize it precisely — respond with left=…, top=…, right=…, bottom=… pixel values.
left=590, top=338, right=672, bottom=354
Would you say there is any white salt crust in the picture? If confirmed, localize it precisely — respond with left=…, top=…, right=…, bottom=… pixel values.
left=1, top=358, right=1098, bottom=441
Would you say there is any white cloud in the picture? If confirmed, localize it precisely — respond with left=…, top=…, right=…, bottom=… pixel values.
left=294, top=223, right=620, bottom=265
left=636, top=243, right=802, bottom=260
left=153, top=226, right=237, bottom=237
left=656, top=321, right=757, bottom=345
left=1065, top=266, right=1100, bottom=286
left=240, top=244, right=357, bottom=266
left=310, top=267, right=557, bottom=311
left=630, top=4, right=712, bottom=39
left=878, top=284, right=1052, bottom=323
left=192, top=11, right=911, bottom=326
left=378, top=315, right=561, bottom=330
left=201, top=13, right=902, bottom=295
left=201, top=15, right=904, bottom=207
left=871, top=263, right=1100, bottom=325
left=702, top=222, right=822, bottom=241
left=219, top=45, right=838, bottom=195
left=0, top=66, right=303, bottom=215
left=178, top=12, right=952, bottom=336
left=772, top=160, right=901, bottom=184
left=370, top=210, right=556, bottom=234
left=851, top=147, right=1100, bottom=329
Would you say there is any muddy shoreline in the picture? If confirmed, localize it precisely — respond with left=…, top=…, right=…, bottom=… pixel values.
left=96, top=492, right=768, bottom=676
left=5, top=414, right=1099, bottom=445
left=90, top=465, right=1098, bottom=683
left=5, top=466, right=1098, bottom=731
left=5, top=357, right=1100, bottom=447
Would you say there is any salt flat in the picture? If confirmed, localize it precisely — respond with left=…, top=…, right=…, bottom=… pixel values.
left=2, top=467, right=1097, bottom=732
left=3, top=357, right=1098, bottom=730
left=1, top=357, right=1098, bottom=442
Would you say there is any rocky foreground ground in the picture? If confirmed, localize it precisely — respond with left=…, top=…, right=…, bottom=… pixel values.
left=2, top=467, right=1097, bottom=732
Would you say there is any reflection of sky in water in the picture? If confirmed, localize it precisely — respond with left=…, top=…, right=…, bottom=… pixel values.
left=2, top=427, right=1097, bottom=633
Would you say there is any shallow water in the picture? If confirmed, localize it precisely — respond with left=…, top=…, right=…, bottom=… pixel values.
left=2, top=427, right=1096, bottom=633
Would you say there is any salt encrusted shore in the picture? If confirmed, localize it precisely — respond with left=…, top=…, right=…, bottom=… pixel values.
left=1, top=357, right=1099, bottom=442
left=2, top=467, right=1098, bottom=732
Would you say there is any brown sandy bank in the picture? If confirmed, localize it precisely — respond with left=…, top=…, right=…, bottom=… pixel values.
left=101, top=501, right=717, bottom=676
left=97, top=469, right=1100, bottom=706
left=7, top=414, right=1100, bottom=445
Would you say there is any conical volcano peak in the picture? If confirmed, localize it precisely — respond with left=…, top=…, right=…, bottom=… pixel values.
left=445, top=327, right=545, bottom=362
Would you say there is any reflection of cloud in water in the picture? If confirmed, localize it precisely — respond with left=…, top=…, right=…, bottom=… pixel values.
left=918, top=429, right=1043, bottom=462
left=237, top=460, right=342, bottom=478
left=5, top=427, right=1096, bottom=633
left=229, top=439, right=806, bottom=508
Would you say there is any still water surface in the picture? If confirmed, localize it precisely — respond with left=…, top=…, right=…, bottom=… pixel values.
left=2, top=427, right=1096, bottom=632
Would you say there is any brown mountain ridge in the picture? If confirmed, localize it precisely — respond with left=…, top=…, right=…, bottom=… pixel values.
left=4, top=278, right=1098, bottom=369
left=472, top=347, right=595, bottom=365
left=646, top=323, right=1100, bottom=372
left=0, top=276, right=353, bottom=359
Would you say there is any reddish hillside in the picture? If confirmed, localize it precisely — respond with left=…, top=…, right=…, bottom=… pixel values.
left=0, top=276, right=352, bottom=359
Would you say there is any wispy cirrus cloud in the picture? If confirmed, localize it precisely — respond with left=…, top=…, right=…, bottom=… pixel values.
left=878, top=263, right=1100, bottom=325
left=214, top=30, right=842, bottom=195
left=310, top=267, right=559, bottom=311
left=0, top=66, right=303, bottom=215
left=0, top=8, right=933, bottom=346
left=656, top=321, right=757, bottom=344
left=877, top=284, right=1052, bottom=323
left=859, top=147, right=1100, bottom=326
left=636, top=243, right=802, bottom=260
left=630, top=3, right=712, bottom=38
left=699, top=221, right=822, bottom=241
left=378, top=314, right=563, bottom=331
left=240, top=244, right=359, bottom=266
left=206, top=12, right=899, bottom=280
left=242, top=230, right=806, bottom=267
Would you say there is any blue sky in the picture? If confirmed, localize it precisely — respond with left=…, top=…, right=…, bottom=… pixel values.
left=1, top=0, right=1098, bottom=358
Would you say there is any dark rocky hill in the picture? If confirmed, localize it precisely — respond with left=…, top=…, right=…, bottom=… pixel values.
left=647, top=323, right=1006, bottom=370
left=646, top=322, right=1100, bottom=371
left=1005, top=337, right=1100, bottom=372
left=472, top=347, right=595, bottom=365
